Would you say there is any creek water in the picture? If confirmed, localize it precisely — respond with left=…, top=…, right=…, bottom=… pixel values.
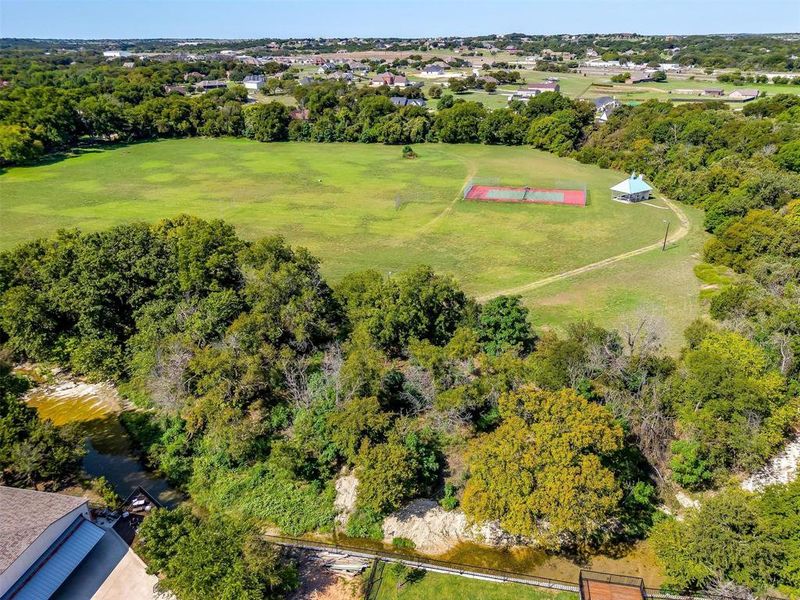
left=20, top=369, right=181, bottom=507
left=332, top=529, right=664, bottom=586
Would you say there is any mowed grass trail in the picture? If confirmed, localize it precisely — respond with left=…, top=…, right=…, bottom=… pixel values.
left=1, top=139, right=701, bottom=345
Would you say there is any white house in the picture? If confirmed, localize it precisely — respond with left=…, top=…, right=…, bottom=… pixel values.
left=0, top=487, right=105, bottom=599
left=243, top=75, right=265, bottom=91
left=611, top=173, right=653, bottom=202
left=593, top=96, right=621, bottom=122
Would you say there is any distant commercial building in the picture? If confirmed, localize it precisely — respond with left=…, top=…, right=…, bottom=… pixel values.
left=102, top=50, right=132, bottom=58
left=0, top=486, right=105, bottom=599
left=611, top=173, right=653, bottom=202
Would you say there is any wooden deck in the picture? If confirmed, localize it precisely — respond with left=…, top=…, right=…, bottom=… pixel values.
left=581, top=577, right=646, bottom=600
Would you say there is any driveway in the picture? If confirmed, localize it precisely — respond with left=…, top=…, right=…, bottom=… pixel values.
left=53, top=528, right=162, bottom=600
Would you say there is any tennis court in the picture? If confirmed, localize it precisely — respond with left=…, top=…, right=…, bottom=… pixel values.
left=464, top=184, right=586, bottom=206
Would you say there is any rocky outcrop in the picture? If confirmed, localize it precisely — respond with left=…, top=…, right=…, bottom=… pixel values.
left=742, top=432, right=800, bottom=492
left=382, top=498, right=529, bottom=554
left=333, top=474, right=358, bottom=527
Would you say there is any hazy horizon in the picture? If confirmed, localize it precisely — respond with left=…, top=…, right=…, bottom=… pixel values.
left=1, top=0, right=798, bottom=39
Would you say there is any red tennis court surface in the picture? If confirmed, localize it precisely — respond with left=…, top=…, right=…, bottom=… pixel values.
left=464, top=184, right=586, bottom=206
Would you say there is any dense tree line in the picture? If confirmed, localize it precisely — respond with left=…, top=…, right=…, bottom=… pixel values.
left=1, top=214, right=798, bottom=595
left=0, top=54, right=598, bottom=164
left=0, top=354, right=84, bottom=487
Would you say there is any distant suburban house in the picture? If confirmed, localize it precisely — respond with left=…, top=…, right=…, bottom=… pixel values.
left=420, top=64, right=446, bottom=77
left=508, top=81, right=560, bottom=101
left=298, top=76, right=314, bottom=86
left=628, top=72, right=654, bottom=84
left=370, top=72, right=409, bottom=87
left=195, top=80, right=228, bottom=91
left=729, top=89, right=760, bottom=102
left=593, top=96, right=621, bottom=122
left=526, top=81, right=560, bottom=93
left=389, top=97, right=427, bottom=107
left=328, top=71, right=354, bottom=83
left=243, top=74, right=265, bottom=90
left=701, top=88, right=724, bottom=97
left=0, top=486, right=105, bottom=599
left=480, top=75, right=499, bottom=85
left=348, top=61, right=369, bottom=73
left=611, top=173, right=653, bottom=202
left=122, top=61, right=135, bottom=69
left=164, top=84, right=188, bottom=95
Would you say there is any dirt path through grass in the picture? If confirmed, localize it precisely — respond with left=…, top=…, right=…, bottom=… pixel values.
left=476, top=197, right=691, bottom=301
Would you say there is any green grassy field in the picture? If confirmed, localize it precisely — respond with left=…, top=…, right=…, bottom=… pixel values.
left=0, top=138, right=701, bottom=347
left=373, top=566, right=578, bottom=600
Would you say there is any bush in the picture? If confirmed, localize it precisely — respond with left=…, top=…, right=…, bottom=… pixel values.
left=344, top=507, right=384, bottom=539
left=391, top=536, right=416, bottom=550
left=92, top=476, right=121, bottom=510
left=190, top=462, right=337, bottom=536
left=439, top=483, right=459, bottom=511
left=670, top=440, right=714, bottom=490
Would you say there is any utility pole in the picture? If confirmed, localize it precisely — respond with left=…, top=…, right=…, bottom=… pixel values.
left=662, top=220, right=670, bottom=251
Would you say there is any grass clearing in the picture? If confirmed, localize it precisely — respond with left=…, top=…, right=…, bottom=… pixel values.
left=373, top=565, right=578, bottom=600
left=0, top=138, right=702, bottom=346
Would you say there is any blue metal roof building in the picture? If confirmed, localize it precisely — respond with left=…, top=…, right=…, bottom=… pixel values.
left=611, top=173, right=653, bottom=202
left=0, top=487, right=105, bottom=600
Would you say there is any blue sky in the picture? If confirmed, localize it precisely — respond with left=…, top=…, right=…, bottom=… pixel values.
left=1, top=0, right=798, bottom=39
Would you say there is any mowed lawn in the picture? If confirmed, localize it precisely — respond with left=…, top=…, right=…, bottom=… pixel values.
left=0, top=139, right=680, bottom=292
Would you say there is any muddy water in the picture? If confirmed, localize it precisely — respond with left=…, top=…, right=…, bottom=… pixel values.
left=440, top=541, right=664, bottom=586
left=329, top=533, right=664, bottom=586
left=21, top=370, right=181, bottom=507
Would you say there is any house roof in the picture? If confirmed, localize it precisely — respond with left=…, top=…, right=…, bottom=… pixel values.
left=0, top=486, right=87, bottom=573
left=527, top=82, right=559, bottom=90
left=390, top=97, right=426, bottom=107
left=593, top=96, right=616, bottom=107
left=4, top=516, right=105, bottom=600
left=243, top=75, right=265, bottom=82
left=611, top=173, right=652, bottom=195
left=730, top=89, right=759, bottom=97
left=422, top=65, right=444, bottom=72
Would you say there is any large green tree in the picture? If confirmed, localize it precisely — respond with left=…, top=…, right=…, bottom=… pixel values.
left=462, top=387, right=623, bottom=547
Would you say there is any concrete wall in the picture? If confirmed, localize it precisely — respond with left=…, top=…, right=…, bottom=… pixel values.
left=0, top=504, right=89, bottom=596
